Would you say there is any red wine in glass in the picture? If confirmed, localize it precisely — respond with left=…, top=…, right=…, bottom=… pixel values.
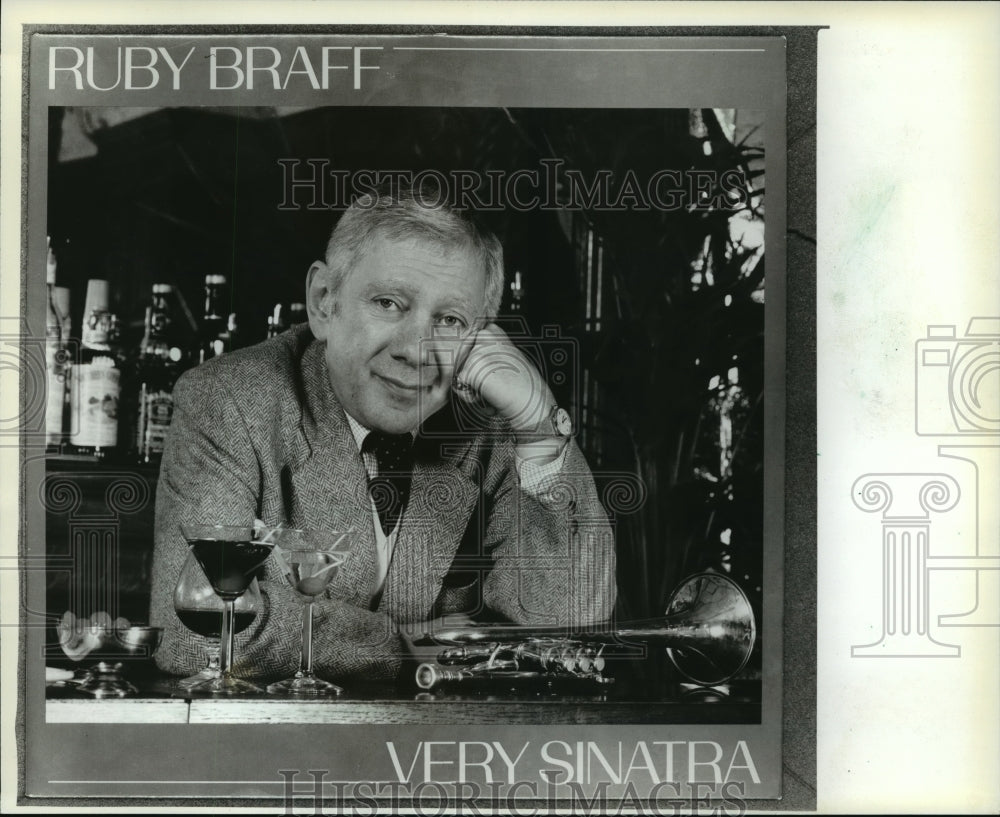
left=175, top=610, right=256, bottom=639
left=180, top=524, right=274, bottom=695
left=172, top=548, right=261, bottom=690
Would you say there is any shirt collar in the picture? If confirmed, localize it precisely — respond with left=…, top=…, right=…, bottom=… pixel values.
left=343, top=411, right=416, bottom=452
left=343, top=412, right=370, bottom=452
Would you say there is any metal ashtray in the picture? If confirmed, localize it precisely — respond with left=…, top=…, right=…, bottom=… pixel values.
left=116, top=625, right=163, bottom=658
left=59, top=615, right=163, bottom=698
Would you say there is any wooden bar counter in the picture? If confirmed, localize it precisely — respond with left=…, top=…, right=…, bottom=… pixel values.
left=47, top=665, right=761, bottom=725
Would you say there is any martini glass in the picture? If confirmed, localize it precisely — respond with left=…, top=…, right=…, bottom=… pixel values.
left=180, top=524, right=275, bottom=695
left=173, top=550, right=261, bottom=689
left=265, top=528, right=352, bottom=696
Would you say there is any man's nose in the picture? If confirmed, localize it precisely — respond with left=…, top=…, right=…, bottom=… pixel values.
left=389, top=314, right=437, bottom=367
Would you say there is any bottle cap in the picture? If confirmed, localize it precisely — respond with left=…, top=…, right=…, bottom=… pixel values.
left=45, top=236, right=56, bottom=284
left=81, top=280, right=112, bottom=348
left=205, top=274, right=227, bottom=285
left=289, top=302, right=307, bottom=325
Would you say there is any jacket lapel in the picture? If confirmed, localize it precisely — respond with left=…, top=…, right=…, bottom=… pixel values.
left=286, top=341, right=379, bottom=609
left=378, top=450, right=479, bottom=622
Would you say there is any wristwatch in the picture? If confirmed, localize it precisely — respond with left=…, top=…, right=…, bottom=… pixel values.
left=549, top=404, right=573, bottom=439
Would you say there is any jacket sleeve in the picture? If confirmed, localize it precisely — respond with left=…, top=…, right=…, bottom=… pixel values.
left=480, top=437, right=617, bottom=627
left=150, top=368, right=405, bottom=682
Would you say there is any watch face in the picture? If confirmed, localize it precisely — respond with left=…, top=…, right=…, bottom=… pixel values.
left=553, top=407, right=573, bottom=437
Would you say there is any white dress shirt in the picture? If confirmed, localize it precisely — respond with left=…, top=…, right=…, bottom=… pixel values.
left=342, top=411, right=568, bottom=603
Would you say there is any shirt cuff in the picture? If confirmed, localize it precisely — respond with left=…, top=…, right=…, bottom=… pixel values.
left=515, top=442, right=569, bottom=497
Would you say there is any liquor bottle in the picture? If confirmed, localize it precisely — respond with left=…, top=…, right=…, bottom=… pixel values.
left=52, top=285, right=73, bottom=450
left=288, top=302, right=307, bottom=326
left=45, top=238, right=66, bottom=451
left=266, top=303, right=286, bottom=339
left=133, top=284, right=184, bottom=464
left=509, top=271, right=524, bottom=313
left=70, top=279, right=122, bottom=459
left=199, top=274, right=227, bottom=363
left=218, top=312, right=240, bottom=353
left=52, top=287, right=72, bottom=343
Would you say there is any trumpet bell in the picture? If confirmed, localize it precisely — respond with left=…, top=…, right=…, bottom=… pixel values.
left=662, top=572, right=756, bottom=685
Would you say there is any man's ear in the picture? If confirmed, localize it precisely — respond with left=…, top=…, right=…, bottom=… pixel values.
left=305, top=261, right=335, bottom=339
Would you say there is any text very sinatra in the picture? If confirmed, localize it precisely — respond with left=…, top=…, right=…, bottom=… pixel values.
left=386, top=740, right=761, bottom=786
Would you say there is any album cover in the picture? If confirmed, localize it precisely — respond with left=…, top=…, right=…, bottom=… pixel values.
left=9, top=22, right=794, bottom=812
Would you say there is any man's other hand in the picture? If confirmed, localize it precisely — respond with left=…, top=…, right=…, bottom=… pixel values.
left=399, top=613, right=476, bottom=663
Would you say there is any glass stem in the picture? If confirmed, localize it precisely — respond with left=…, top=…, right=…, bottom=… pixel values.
left=220, top=600, right=235, bottom=677
left=300, top=602, right=314, bottom=676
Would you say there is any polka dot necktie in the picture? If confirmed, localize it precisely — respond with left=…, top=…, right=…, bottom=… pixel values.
left=362, top=431, right=415, bottom=536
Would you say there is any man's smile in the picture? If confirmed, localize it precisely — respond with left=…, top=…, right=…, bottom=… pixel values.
left=373, top=371, right=431, bottom=397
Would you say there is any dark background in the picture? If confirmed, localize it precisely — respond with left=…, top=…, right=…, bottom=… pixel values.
left=47, top=105, right=766, bottom=644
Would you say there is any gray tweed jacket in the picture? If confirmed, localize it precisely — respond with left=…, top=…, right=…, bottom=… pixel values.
left=150, top=326, right=616, bottom=683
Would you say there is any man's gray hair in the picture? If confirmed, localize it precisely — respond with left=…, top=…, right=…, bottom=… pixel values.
left=323, top=180, right=505, bottom=320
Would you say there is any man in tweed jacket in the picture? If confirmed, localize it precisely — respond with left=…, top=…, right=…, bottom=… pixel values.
left=151, top=185, right=616, bottom=683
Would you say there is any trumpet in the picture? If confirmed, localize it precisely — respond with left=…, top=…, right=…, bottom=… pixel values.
left=415, top=638, right=617, bottom=690
left=415, top=572, right=756, bottom=690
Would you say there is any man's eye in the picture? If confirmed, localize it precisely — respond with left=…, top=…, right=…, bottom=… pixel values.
left=437, top=315, right=466, bottom=329
left=374, top=298, right=399, bottom=311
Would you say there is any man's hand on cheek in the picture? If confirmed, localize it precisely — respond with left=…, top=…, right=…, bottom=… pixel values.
left=449, top=324, right=555, bottom=439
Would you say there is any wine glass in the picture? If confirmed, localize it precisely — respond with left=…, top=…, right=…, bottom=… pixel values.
left=265, top=527, right=353, bottom=696
left=179, top=523, right=275, bottom=695
left=172, top=550, right=262, bottom=689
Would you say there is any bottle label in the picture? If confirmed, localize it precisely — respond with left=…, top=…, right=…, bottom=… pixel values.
left=151, top=311, right=171, bottom=336
left=82, top=310, right=113, bottom=349
left=137, top=387, right=174, bottom=458
left=71, top=361, right=119, bottom=448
